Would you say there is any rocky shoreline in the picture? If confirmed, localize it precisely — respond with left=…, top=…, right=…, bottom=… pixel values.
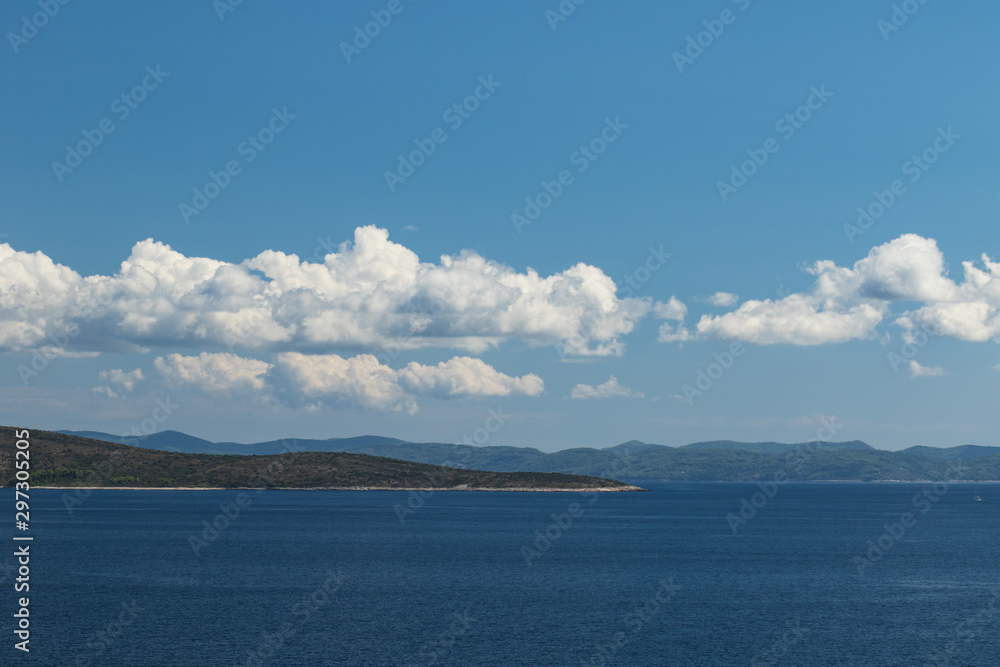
left=32, top=484, right=648, bottom=492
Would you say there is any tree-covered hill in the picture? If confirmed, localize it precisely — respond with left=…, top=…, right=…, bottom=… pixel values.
left=1, top=427, right=642, bottom=491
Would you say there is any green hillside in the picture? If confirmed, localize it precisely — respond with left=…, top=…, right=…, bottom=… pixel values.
left=51, top=429, right=1000, bottom=482
left=0, top=427, right=642, bottom=491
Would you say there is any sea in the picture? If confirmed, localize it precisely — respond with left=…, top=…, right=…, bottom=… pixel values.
left=8, top=482, right=999, bottom=666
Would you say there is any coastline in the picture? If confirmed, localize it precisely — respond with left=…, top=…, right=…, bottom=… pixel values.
left=641, top=479, right=1000, bottom=484
left=25, top=484, right=648, bottom=492
left=13, top=481, right=997, bottom=490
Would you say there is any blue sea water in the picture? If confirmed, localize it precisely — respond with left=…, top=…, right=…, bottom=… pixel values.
left=6, top=483, right=999, bottom=666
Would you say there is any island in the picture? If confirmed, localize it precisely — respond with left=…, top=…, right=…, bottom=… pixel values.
left=0, top=427, right=645, bottom=492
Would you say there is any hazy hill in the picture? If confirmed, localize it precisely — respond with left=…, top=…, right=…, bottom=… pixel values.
left=59, top=430, right=418, bottom=456
left=679, top=440, right=874, bottom=455
left=900, top=444, right=1000, bottom=460
left=54, top=430, right=1000, bottom=482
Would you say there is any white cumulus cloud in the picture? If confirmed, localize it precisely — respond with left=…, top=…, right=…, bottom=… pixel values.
left=909, top=360, right=945, bottom=377
left=155, top=352, right=270, bottom=396
left=153, top=351, right=544, bottom=413
left=92, top=368, right=144, bottom=398
left=570, top=375, right=643, bottom=399
left=397, top=356, right=544, bottom=398
left=653, top=297, right=687, bottom=320
left=691, top=295, right=886, bottom=345
left=660, top=234, right=1000, bottom=346
left=0, top=226, right=649, bottom=357
left=707, top=292, right=739, bottom=307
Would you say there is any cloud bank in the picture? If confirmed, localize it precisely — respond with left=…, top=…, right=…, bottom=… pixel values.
left=0, top=226, right=648, bottom=357
left=152, top=352, right=543, bottom=413
left=659, top=234, right=1000, bottom=346
left=4, top=231, right=999, bottom=365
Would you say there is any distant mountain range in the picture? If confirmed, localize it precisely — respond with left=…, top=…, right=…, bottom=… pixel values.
left=58, top=430, right=1000, bottom=482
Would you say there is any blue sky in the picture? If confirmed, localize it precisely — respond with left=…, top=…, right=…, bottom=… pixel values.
left=2, top=1, right=998, bottom=451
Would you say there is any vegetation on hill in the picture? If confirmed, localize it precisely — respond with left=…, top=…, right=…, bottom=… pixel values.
left=0, top=427, right=642, bottom=491
left=50, top=429, right=1000, bottom=482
